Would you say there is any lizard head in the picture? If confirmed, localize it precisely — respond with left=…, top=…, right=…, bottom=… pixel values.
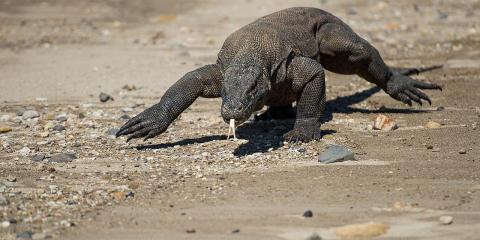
left=221, top=64, right=269, bottom=124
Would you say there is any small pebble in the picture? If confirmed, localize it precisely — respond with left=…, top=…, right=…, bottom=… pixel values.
left=1, top=221, right=10, bottom=228
left=232, top=229, right=240, bottom=234
left=122, top=84, right=137, bottom=91
left=425, top=121, right=441, bottom=129
left=439, top=215, right=453, bottom=225
left=99, top=92, right=113, bottom=102
left=39, top=132, right=49, bottom=138
left=122, top=107, right=134, bottom=113
left=0, top=196, right=8, bottom=205
left=22, top=110, right=40, bottom=120
left=19, top=147, right=31, bottom=157
left=373, top=114, right=398, bottom=131
left=436, top=106, right=445, bottom=111
left=186, top=228, right=196, bottom=234
left=0, top=115, right=10, bottom=122
left=31, top=154, right=46, bottom=162
left=303, top=210, right=313, bottom=218
left=52, top=125, right=66, bottom=132
left=306, top=233, right=322, bottom=240
left=459, top=149, right=467, bottom=154
left=56, top=116, right=68, bottom=122
left=126, top=191, right=135, bottom=198
left=426, top=145, right=434, bottom=150
left=6, top=175, right=16, bottom=182
left=49, top=153, right=77, bottom=163
left=16, top=230, right=33, bottom=240
left=120, top=114, right=131, bottom=120
left=0, top=125, right=12, bottom=133
left=16, top=109, right=26, bottom=116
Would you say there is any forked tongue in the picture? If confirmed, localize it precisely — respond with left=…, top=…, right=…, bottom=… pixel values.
left=227, top=119, right=237, bottom=140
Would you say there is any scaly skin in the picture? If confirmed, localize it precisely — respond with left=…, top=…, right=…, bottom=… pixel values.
left=117, top=7, right=442, bottom=143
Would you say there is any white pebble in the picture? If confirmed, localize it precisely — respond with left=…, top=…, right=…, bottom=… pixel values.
left=439, top=215, right=453, bottom=225
left=18, top=147, right=31, bottom=156
left=1, top=221, right=10, bottom=228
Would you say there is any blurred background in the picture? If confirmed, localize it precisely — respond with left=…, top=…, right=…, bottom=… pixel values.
left=0, top=0, right=478, bottom=102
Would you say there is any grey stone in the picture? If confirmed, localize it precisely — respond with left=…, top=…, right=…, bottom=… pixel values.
left=56, top=116, right=67, bottom=122
left=49, top=153, right=77, bottom=163
left=0, top=183, right=7, bottom=193
left=16, top=231, right=33, bottom=240
left=16, top=109, right=26, bottom=116
left=0, top=195, right=8, bottom=206
left=52, top=125, right=66, bottom=132
left=318, top=145, right=355, bottom=163
left=22, top=110, right=39, bottom=120
left=99, top=92, right=113, bottom=102
left=120, top=114, right=131, bottom=120
left=31, top=154, right=46, bottom=162
left=306, top=233, right=322, bottom=240
left=303, top=210, right=313, bottom=218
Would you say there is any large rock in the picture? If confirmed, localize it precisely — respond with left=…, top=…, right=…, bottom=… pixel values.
left=318, top=145, right=355, bottom=163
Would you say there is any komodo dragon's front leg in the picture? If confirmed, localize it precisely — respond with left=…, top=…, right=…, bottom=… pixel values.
left=116, top=64, right=223, bottom=141
left=283, top=57, right=326, bottom=142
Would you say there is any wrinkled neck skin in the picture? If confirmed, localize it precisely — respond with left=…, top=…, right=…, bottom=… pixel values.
left=221, top=58, right=271, bottom=125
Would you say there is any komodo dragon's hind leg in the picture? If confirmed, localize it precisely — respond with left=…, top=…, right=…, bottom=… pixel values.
left=254, top=105, right=296, bottom=121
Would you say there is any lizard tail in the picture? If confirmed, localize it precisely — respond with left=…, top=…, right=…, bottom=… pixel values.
left=392, top=64, right=443, bottom=76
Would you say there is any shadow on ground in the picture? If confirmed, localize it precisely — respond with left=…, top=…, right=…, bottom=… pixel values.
left=135, top=86, right=432, bottom=156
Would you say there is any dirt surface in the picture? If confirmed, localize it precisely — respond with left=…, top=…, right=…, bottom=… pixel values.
left=1, top=0, right=480, bottom=239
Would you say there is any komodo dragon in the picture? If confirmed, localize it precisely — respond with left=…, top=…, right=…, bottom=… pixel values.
left=117, top=7, right=442, bottom=142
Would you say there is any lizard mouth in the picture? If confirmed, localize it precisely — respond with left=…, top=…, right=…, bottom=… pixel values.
left=222, top=113, right=249, bottom=126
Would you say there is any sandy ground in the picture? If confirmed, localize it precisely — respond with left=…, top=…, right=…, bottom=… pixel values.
left=0, top=0, right=480, bottom=239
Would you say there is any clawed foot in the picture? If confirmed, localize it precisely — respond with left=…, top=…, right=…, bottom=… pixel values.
left=116, top=107, right=168, bottom=142
left=283, top=121, right=322, bottom=143
left=386, top=71, right=442, bottom=106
